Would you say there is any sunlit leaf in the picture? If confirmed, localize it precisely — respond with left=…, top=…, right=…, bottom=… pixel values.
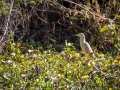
left=100, top=25, right=109, bottom=32
left=114, top=15, right=120, bottom=19
left=3, top=73, right=10, bottom=80
left=109, top=88, right=113, bottom=90
left=82, top=75, right=89, bottom=79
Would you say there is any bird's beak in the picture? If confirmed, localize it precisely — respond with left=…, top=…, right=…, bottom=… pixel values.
left=73, top=34, right=81, bottom=37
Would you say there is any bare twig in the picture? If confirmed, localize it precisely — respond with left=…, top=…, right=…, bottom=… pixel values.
left=0, top=0, right=14, bottom=43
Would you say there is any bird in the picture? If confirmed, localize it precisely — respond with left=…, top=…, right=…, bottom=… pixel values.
left=73, top=33, right=95, bottom=58
left=73, top=33, right=99, bottom=70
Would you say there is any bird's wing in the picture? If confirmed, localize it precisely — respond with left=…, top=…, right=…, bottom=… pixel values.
left=82, top=42, right=93, bottom=54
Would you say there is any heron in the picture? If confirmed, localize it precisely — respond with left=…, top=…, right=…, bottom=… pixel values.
left=73, top=33, right=99, bottom=70
left=73, top=33, right=95, bottom=58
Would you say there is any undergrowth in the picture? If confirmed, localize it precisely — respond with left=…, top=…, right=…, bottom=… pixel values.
left=0, top=35, right=120, bottom=90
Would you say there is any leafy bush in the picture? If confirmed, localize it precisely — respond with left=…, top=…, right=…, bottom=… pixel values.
left=0, top=37, right=120, bottom=89
left=0, top=0, right=120, bottom=89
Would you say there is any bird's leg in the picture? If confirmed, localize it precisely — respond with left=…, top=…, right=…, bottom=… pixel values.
left=89, top=60, right=99, bottom=71
left=87, top=54, right=100, bottom=71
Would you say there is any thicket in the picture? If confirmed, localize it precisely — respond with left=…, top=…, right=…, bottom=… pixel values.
left=0, top=0, right=120, bottom=89
left=0, top=0, right=119, bottom=52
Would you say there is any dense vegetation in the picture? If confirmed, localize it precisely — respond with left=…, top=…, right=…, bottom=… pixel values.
left=0, top=0, right=120, bottom=89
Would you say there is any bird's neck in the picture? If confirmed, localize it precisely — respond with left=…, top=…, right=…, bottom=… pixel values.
left=80, top=37, right=85, bottom=43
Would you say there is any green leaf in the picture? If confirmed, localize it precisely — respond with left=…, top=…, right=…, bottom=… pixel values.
left=114, top=43, right=120, bottom=51
left=30, top=0, right=36, bottom=4
left=3, top=73, right=10, bottom=80
left=100, top=25, right=109, bottom=32
left=114, top=15, right=120, bottom=19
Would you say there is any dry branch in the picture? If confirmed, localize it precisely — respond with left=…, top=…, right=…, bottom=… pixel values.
left=0, top=0, right=14, bottom=53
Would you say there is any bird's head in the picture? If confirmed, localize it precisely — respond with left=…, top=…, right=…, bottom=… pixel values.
left=73, top=33, right=85, bottom=38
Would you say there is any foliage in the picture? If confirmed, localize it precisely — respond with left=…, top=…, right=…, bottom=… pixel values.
left=0, top=0, right=120, bottom=52
left=0, top=36, right=120, bottom=89
left=100, top=25, right=109, bottom=32
left=0, top=0, right=120, bottom=89
left=0, top=1, right=9, bottom=15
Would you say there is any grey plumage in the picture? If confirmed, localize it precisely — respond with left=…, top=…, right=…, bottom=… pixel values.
left=74, top=33, right=98, bottom=70
left=74, top=33, right=95, bottom=58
